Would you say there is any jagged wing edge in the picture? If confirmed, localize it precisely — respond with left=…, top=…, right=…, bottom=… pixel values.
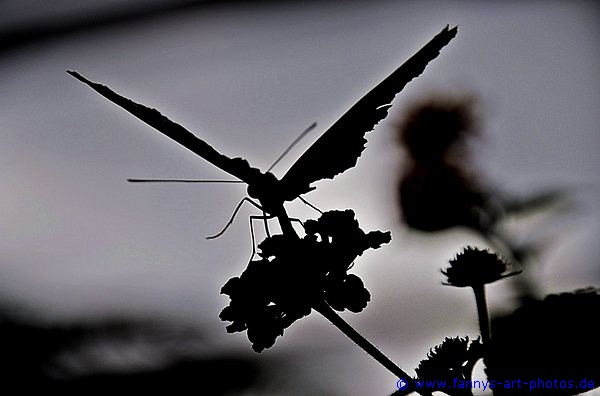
left=280, top=25, right=458, bottom=200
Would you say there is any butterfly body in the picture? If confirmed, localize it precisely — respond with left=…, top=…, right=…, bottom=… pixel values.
left=246, top=171, right=297, bottom=235
left=246, top=171, right=280, bottom=207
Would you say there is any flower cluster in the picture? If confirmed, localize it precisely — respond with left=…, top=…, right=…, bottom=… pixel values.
left=219, top=210, right=391, bottom=352
left=442, top=246, right=518, bottom=287
left=415, top=336, right=483, bottom=396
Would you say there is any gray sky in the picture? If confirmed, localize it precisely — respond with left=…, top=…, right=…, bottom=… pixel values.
left=1, top=1, right=599, bottom=394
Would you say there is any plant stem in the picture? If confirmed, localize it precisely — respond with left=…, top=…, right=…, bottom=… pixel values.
left=313, top=301, right=414, bottom=394
left=472, top=284, right=490, bottom=345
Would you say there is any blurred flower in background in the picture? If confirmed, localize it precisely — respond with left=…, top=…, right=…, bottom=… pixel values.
left=396, top=93, right=573, bottom=302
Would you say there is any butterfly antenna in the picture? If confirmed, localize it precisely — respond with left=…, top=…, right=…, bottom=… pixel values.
left=299, top=196, right=323, bottom=214
left=128, top=178, right=244, bottom=183
left=266, top=122, right=317, bottom=173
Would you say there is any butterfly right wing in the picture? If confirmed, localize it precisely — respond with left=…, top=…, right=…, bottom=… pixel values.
left=279, top=26, right=457, bottom=200
left=68, top=71, right=262, bottom=185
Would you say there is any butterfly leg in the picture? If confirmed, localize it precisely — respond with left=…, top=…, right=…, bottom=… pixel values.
left=262, top=210, right=271, bottom=238
left=207, top=197, right=264, bottom=240
left=288, top=217, right=305, bottom=233
left=249, top=213, right=274, bottom=258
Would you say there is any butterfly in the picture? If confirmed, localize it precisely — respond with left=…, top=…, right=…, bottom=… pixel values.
left=68, top=25, right=457, bottom=241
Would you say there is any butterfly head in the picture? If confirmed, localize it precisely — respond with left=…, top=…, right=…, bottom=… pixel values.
left=247, top=172, right=281, bottom=209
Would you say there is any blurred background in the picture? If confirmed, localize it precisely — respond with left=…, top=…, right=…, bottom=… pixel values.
left=1, top=0, right=599, bottom=394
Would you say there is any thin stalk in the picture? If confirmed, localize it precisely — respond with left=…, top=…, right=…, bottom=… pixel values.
left=313, top=301, right=414, bottom=394
left=472, top=284, right=490, bottom=345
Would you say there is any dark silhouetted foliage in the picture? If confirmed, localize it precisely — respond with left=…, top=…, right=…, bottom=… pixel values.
left=0, top=311, right=258, bottom=393
left=486, top=288, right=600, bottom=396
left=55, top=358, right=258, bottom=394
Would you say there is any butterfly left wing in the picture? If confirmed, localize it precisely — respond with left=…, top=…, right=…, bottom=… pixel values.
left=279, top=26, right=458, bottom=201
left=67, top=71, right=263, bottom=185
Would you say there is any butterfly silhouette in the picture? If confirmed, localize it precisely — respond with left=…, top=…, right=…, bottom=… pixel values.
left=68, top=26, right=457, bottom=242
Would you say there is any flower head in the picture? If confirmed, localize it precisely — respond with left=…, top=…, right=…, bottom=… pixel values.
left=442, top=246, right=518, bottom=287
left=415, top=336, right=483, bottom=395
left=220, top=210, right=390, bottom=352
